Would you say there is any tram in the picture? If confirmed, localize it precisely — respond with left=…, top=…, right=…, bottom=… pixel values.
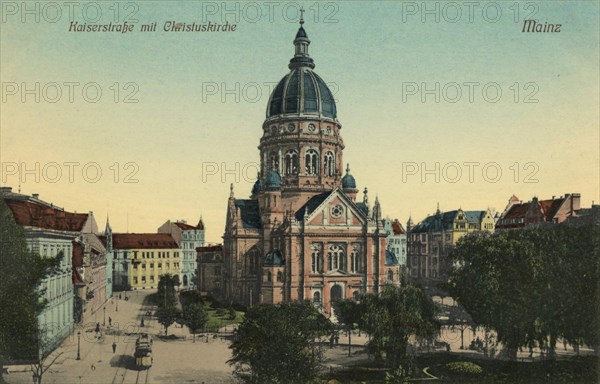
left=134, top=333, right=153, bottom=369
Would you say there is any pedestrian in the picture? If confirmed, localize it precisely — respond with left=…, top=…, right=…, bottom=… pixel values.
left=119, top=293, right=122, bottom=300
left=90, top=364, right=96, bottom=371
left=141, top=317, right=145, bottom=327
left=109, top=317, right=112, bottom=327
left=95, top=322, right=100, bottom=334
left=112, top=342, right=117, bottom=353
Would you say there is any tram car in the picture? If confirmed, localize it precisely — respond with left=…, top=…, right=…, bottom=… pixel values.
left=134, top=333, right=153, bottom=369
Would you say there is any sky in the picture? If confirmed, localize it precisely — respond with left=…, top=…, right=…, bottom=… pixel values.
left=1, top=1, right=599, bottom=243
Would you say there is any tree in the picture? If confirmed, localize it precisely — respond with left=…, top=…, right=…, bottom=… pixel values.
left=332, top=299, right=361, bottom=356
left=183, top=303, right=208, bottom=342
left=155, top=274, right=181, bottom=336
left=0, top=197, right=61, bottom=381
left=229, top=301, right=332, bottom=384
left=447, top=224, right=600, bottom=359
left=356, top=284, right=439, bottom=371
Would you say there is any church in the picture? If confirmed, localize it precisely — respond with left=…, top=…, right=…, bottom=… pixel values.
left=217, top=18, right=399, bottom=318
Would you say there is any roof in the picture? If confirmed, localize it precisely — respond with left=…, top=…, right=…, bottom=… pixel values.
left=111, top=233, right=179, bottom=249
left=264, top=250, right=285, bottom=266
left=197, top=244, right=223, bottom=252
left=267, top=68, right=337, bottom=118
left=174, top=220, right=204, bottom=231
left=294, top=191, right=332, bottom=221
left=410, top=210, right=486, bottom=234
left=385, top=250, right=399, bottom=266
left=4, top=198, right=88, bottom=232
left=72, top=241, right=84, bottom=268
left=235, top=199, right=262, bottom=229
left=391, top=220, right=406, bottom=235
left=498, top=196, right=566, bottom=228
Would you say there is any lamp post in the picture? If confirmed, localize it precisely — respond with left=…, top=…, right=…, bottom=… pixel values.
left=76, top=331, right=81, bottom=360
left=116, top=300, right=118, bottom=312
left=103, top=307, right=106, bottom=326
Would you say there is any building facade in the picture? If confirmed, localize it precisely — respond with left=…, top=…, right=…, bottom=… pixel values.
left=495, top=193, right=581, bottom=230
left=383, top=218, right=407, bottom=267
left=104, top=233, right=181, bottom=290
left=196, top=244, right=224, bottom=297
left=407, top=207, right=495, bottom=284
left=215, top=20, right=397, bottom=318
left=2, top=187, right=93, bottom=354
left=157, top=219, right=205, bottom=288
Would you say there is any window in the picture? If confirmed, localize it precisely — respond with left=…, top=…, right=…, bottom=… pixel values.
left=313, top=291, right=321, bottom=303
left=142, top=263, right=146, bottom=269
left=324, top=151, right=335, bottom=177
left=150, top=263, right=154, bottom=269
left=269, top=151, right=280, bottom=171
left=351, top=244, right=360, bottom=273
left=158, top=263, right=162, bottom=269
left=331, top=204, right=343, bottom=218
left=327, top=244, right=346, bottom=271
left=284, top=150, right=299, bottom=175
left=305, top=149, right=319, bottom=175
left=387, top=270, right=394, bottom=281
left=266, top=271, right=272, bottom=282
left=311, top=243, right=323, bottom=273
left=276, top=271, right=283, bottom=282
left=133, top=277, right=138, bottom=284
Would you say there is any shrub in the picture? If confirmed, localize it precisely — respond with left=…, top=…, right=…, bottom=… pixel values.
left=445, top=361, right=483, bottom=376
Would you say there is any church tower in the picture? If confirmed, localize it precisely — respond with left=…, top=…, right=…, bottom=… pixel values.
left=258, top=12, right=343, bottom=212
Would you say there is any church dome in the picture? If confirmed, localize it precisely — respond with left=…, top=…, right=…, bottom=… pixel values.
left=265, top=18, right=337, bottom=119
left=264, top=169, right=282, bottom=190
left=267, top=68, right=337, bottom=118
left=341, top=164, right=356, bottom=190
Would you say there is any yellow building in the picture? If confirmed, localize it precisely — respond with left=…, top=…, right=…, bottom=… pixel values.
left=407, top=208, right=495, bottom=283
left=110, top=233, right=181, bottom=290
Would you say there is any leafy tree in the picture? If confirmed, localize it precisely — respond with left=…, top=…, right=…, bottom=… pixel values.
left=448, top=224, right=600, bottom=358
left=332, top=299, right=361, bottom=356
left=183, top=302, right=208, bottom=342
left=357, top=284, right=439, bottom=370
left=229, top=301, right=332, bottom=384
left=155, top=274, right=181, bottom=336
left=0, top=197, right=61, bottom=380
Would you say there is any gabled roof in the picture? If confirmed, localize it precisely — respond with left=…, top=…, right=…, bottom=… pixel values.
left=294, top=191, right=332, bottom=221
left=4, top=199, right=88, bottom=232
left=464, top=211, right=487, bottom=223
left=111, top=233, right=179, bottom=249
left=391, top=220, right=406, bottom=235
left=235, top=199, right=262, bottom=229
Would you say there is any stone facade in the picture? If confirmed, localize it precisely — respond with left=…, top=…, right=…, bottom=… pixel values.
left=215, top=20, right=397, bottom=318
left=157, top=219, right=205, bottom=288
left=407, top=207, right=495, bottom=285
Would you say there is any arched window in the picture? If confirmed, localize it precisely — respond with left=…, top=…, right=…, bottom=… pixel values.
left=305, top=149, right=319, bottom=175
left=387, top=269, right=394, bottom=281
left=313, top=291, right=321, bottom=303
left=311, top=243, right=323, bottom=273
left=324, top=151, right=335, bottom=177
left=352, top=290, right=359, bottom=301
left=350, top=244, right=360, bottom=273
left=269, top=151, right=280, bottom=171
left=284, top=150, right=299, bottom=176
left=327, top=244, right=346, bottom=271
left=266, top=271, right=272, bottom=282
left=276, top=271, right=283, bottom=282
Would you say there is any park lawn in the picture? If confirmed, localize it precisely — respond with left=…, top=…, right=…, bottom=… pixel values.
left=202, top=300, right=244, bottom=331
left=323, top=353, right=598, bottom=383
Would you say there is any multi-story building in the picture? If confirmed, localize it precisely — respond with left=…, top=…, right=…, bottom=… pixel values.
left=383, top=218, right=407, bottom=267
left=217, top=19, right=398, bottom=318
left=407, top=207, right=495, bottom=284
left=72, top=233, right=110, bottom=324
left=2, top=187, right=94, bottom=353
left=104, top=233, right=180, bottom=290
left=496, top=193, right=581, bottom=230
left=157, top=219, right=205, bottom=288
left=196, top=244, right=224, bottom=298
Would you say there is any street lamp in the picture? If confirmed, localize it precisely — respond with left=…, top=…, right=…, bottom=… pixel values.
left=103, top=307, right=106, bottom=326
left=76, top=331, right=81, bottom=360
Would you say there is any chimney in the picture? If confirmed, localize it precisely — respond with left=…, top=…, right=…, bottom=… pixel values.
left=570, top=193, right=581, bottom=212
left=0, top=187, right=12, bottom=193
left=32, top=193, right=39, bottom=199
